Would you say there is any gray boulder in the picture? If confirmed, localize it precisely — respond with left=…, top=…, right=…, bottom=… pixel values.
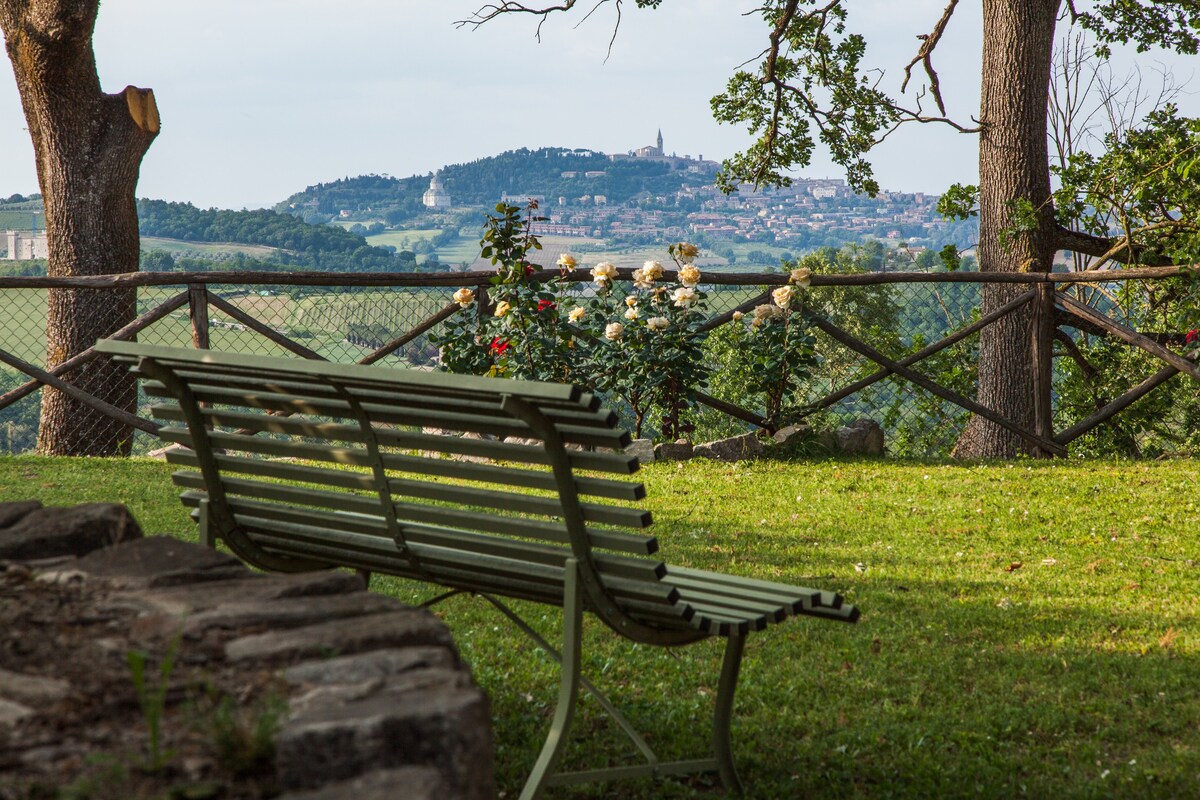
left=836, top=419, right=885, bottom=456
left=694, top=432, right=764, bottom=462
left=0, top=503, right=142, bottom=561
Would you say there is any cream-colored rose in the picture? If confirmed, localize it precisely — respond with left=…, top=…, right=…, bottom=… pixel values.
left=751, top=316, right=764, bottom=328
left=452, top=287, right=474, bottom=307
left=790, top=267, right=813, bottom=287
left=647, top=316, right=669, bottom=331
left=674, top=242, right=700, bottom=264
left=632, top=262, right=662, bottom=290
left=671, top=286, right=699, bottom=308
left=753, top=303, right=779, bottom=320
left=624, top=295, right=638, bottom=307
left=591, top=261, right=618, bottom=284
left=494, top=300, right=512, bottom=318
left=604, top=322, right=624, bottom=340
left=772, top=285, right=794, bottom=308
left=678, top=265, right=701, bottom=287
left=557, top=253, right=577, bottom=271
left=732, top=310, right=745, bottom=321
left=568, top=306, right=586, bottom=323
left=624, top=306, right=639, bottom=321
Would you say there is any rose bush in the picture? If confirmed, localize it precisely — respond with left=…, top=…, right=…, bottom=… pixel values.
left=582, top=243, right=711, bottom=439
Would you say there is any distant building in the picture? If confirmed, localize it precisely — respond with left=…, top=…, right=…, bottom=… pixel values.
left=4, top=230, right=47, bottom=260
left=422, top=173, right=452, bottom=209
left=501, top=192, right=545, bottom=208
left=633, top=129, right=665, bottom=158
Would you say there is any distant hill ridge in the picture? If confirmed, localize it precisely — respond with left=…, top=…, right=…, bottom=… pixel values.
left=276, top=146, right=719, bottom=224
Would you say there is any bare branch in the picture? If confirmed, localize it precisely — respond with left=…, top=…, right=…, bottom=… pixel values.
left=900, top=0, right=960, bottom=116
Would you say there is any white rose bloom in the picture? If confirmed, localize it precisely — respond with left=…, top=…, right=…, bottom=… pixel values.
left=674, top=242, right=700, bottom=264
left=625, top=295, right=638, bottom=307
left=642, top=260, right=664, bottom=280
left=647, top=316, right=669, bottom=331
left=557, top=253, right=578, bottom=270
left=772, top=285, right=794, bottom=308
left=568, top=306, right=586, bottom=323
left=732, top=310, right=745, bottom=321
left=624, top=307, right=639, bottom=321
left=753, top=303, right=779, bottom=320
left=632, top=267, right=655, bottom=290
left=790, top=267, right=813, bottom=287
left=452, top=287, right=474, bottom=307
left=671, top=286, right=699, bottom=308
left=678, top=265, right=701, bottom=287
left=591, top=261, right=618, bottom=285
left=494, top=300, right=512, bottom=318
left=604, top=322, right=624, bottom=340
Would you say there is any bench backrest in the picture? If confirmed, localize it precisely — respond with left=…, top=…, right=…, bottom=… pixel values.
left=100, top=341, right=700, bottom=645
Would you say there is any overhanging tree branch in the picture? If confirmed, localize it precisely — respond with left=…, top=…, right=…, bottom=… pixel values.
left=900, top=0, right=960, bottom=116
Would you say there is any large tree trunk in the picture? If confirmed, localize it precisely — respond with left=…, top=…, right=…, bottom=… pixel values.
left=953, top=0, right=1060, bottom=459
left=0, top=1, right=158, bottom=456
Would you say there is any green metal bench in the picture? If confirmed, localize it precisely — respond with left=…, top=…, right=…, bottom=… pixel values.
left=98, top=340, right=859, bottom=798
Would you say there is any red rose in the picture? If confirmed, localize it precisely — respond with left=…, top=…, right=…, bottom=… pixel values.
left=522, top=262, right=535, bottom=277
left=1187, top=329, right=1198, bottom=345
left=537, top=299, right=555, bottom=313
left=489, top=337, right=510, bottom=355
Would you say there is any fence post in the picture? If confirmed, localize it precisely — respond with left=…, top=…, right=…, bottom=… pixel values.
left=1030, top=281, right=1056, bottom=457
left=188, top=284, right=210, bottom=350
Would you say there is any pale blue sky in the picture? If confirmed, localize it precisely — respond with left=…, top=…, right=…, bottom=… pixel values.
left=0, top=1, right=1194, bottom=209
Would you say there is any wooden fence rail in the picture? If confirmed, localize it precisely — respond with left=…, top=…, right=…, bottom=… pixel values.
left=0, top=266, right=1196, bottom=457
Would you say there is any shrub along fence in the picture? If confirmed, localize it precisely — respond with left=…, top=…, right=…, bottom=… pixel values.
left=0, top=265, right=1196, bottom=458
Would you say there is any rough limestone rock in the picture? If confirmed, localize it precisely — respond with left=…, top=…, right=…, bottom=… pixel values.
left=68, top=536, right=248, bottom=589
left=654, top=440, right=693, bottom=461
left=0, top=503, right=141, bottom=561
left=276, top=767, right=446, bottom=800
left=625, top=438, right=656, bottom=464
left=275, top=670, right=491, bottom=798
left=225, top=609, right=456, bottom=664
left=0, top=698, right=34, bottom=727
left=836, top=419, right=886, bottom=456
left=0, top=501, right=42, bottom=530
left=694, top=432, right=764, bottom=462
left=771, top=424, right=836, bottom=453
left=0, top=668, right=70, bottom=705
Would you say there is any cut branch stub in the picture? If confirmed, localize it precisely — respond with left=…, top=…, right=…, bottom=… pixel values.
left=123, top=86, right=159, bottom=133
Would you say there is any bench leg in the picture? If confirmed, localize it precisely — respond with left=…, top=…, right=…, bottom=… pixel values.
left=197, top=500, right=216, bottom=549
left=714, top=634, right=746, bottom=795
left=520, top=558, right=584, bottom=800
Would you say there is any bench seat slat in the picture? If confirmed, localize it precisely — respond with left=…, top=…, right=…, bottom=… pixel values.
left=162, top=433, right=644, bottom=501
left=667, top=564, right=848, bottom=612
left=237, top=522, right=676, bottom=606
left=167, top=451, right=652, bottom=529
left=150, top=404, right=631, bottom=451
left=143, top=379, right=619, bottom=430
left=172, top=471, right=657, bottom=555
left=153, top=413, right=639, bottom=474
left=108, top=341, right=591, bottom=405
left=181, top=492, right=665, bottom=583
left=665, top=572, right=822, bottom=614
left=242, top=529, right=679, bottom=611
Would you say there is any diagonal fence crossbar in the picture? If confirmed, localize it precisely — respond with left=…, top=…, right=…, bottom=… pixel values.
left=0, top=265, right=1196, bottom=457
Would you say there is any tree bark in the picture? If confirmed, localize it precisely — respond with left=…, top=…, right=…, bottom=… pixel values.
left=0, top=1, right=158, bottom=455
left=952, top=0, right=1060, bottom=459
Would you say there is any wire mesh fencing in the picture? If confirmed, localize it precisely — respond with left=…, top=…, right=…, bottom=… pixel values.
left=1, top=269, right=1196, bottom=458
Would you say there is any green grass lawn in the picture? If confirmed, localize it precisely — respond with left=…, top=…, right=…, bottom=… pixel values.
left=1, top=455, right=1197, bottom=798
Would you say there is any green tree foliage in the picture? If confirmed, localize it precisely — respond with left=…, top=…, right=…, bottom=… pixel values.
left=276, top=148, right=718, bottom=220
left=136, top=200, right=417, bottom=273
